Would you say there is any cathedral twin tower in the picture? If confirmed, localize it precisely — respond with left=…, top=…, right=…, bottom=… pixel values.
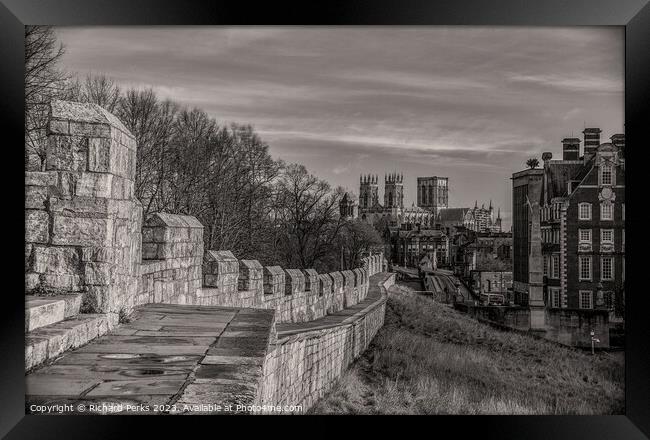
left=359, top=172, right=404, bottom=211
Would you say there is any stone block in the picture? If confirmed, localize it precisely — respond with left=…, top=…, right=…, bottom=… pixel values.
left=84, top=262, right=115, bottom=285
left=285, top=269, right=305, bottom=295
left=46, top=135, right=88, bottom=172
left=25, top=210, right=50, bottom=244
left=51, top=214, right=112, bottom=247
left=69, top=121, right=111, bottom=138
left=48, top=118, right=69, bottom=135
left=25, top=171, right=58, bottom=187
left=341, top=270, right=355, bottom=288
left=41, top=273, right=82, bottom=292
left=264, top=266, right=285, bottom=295
left=302, top=269, right=319, bottom=292
left=203, top=250, right=239, bottom=278
left=318, top=274, right=332, bottom=297
left=25, top=273, right=40, bottom=291
left=49, top=196, right=109, bottom=216
left=25, top=185, right=48, bottom=210
left=239, top=260, right=263, bottom=292
left=87, top=137, right=112, bottom=173
left=329, top=272, right=343, bottom=292
left=30, top=245, right=81, bottom=275
left=75, top=172, right=113, bottom=198
left=353, top=268, right=364, bottom=287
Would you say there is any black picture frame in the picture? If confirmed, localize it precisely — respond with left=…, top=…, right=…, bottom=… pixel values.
left=2, top=0, right=648, bottom=437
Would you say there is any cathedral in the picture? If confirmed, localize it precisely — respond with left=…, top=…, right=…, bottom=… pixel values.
left=340, top=173, right=502, bottom=234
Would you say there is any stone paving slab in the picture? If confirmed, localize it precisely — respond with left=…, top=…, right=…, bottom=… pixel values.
left=25, top=303, right=275, bottom=415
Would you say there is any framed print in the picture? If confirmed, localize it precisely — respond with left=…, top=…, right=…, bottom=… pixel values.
left=2, top=0, right=649, bottom=437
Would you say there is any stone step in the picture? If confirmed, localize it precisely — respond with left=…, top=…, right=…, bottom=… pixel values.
left=25, top=314, right=114, bottom=371
left=25, top=294, right=83, bottom=332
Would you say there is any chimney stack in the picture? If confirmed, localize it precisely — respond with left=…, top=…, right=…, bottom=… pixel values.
left=561, top=138, right=580, bottom=161
left=611, top=134, right=625, bottom=158
left=583, top=128, right=601, bottom=162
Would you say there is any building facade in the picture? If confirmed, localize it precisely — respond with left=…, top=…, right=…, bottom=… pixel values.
left=513, top=128, right=625, bottom=320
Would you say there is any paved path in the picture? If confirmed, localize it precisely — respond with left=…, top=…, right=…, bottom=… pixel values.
left=26, top=304, right=274, bottom=414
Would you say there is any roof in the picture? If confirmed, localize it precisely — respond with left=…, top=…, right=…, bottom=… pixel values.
left=397, top=229, right=445, bottom=239
left=436, top=208, right=470, bottom=224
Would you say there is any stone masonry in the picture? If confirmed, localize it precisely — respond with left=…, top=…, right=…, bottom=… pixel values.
left=25, top=100, right=142, bottom=323
left=26, top=101, right=393, bottom=412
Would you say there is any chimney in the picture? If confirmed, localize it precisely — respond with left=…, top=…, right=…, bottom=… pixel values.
left=583, top=128, right=601, bottom=162
left=561, top=138, right=580, bottom=161
left=611, top=134, right=625, bottom=158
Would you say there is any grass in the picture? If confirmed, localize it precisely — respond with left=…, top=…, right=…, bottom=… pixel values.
left=309, top=281, right=624, bottom=415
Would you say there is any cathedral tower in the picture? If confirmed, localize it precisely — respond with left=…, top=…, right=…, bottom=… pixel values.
left=384, top=172, right=404, bottom=209
left=359, top=174, right=379, bottom=210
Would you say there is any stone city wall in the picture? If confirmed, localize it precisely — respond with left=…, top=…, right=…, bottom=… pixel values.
left=456, top=303, right=610, bottom=348
left=136, top=212, right=204, bottom=306
left=25, top=100, right=142, bottom=324
left=27, top=100, right=389, bottom=328
left=198, top=251, right=385, bottom=323
left=255, top=273, right=395, bottom=412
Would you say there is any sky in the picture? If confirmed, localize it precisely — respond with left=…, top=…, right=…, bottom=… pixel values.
left=55, top=26, right=625, bottom=230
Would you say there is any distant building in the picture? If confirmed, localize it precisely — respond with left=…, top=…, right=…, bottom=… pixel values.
left=389, top=227, right=449, bottom=268
left=470, top=270, right=513, bottom=304
left=339, top=192, right=357, bottom=219
left=416, top=176, right=448, bottom=214
left=512, top=128, right=625, bottom=322
left=452, top=228, right=512, bottom=280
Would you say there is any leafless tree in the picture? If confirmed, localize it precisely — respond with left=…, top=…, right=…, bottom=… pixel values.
left=25, top=26, right=67, bottom=170
left=273, top=164, right=346, bottom=271
left=335, top=219, right=384, bottom=270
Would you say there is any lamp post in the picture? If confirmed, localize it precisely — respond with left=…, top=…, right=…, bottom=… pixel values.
left=590, top=329, right=600, bottom=355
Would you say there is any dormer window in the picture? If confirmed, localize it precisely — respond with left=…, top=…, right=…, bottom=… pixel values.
left=600, top=163, right=613, bottom=186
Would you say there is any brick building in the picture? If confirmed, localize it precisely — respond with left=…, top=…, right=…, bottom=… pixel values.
left=513, top=128, right=625, bottom=320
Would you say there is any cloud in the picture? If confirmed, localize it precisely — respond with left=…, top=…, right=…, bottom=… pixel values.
left=508, top=73, right=623, bottom=93
left=54, top=26, right=625, bottom=232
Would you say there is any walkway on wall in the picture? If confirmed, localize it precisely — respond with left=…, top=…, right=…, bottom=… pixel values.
left=276, top=272, right=393, bottom=339
left=25, top=304, right=274, bottom=414
left=25, top=273, right=394, bottom=414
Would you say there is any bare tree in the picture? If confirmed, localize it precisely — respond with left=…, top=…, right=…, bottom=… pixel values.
left=273, top=165, right=346, bottom=271
left=25, top=26, right=67, bottom=170
left=73, top=73, right=122, bottom=113
left=335, top=219, right=384, bottom=270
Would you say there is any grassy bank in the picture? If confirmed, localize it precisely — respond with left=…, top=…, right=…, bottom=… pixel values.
left=310, top=282, right=624, bottom=415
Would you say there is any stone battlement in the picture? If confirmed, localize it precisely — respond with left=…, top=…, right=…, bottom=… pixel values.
left=26, top=100, right=388, bottom=331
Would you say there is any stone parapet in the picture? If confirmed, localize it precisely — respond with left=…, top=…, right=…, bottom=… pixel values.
left=256, top=272, right=395, bottom=412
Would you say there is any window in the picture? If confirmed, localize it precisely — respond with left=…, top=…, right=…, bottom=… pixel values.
left=579, top=229, right=592, bottom=244
left=579, top=256, right=592, bottom=281
left=550, top=288, right=560, bottom=308
left=601, top=202, right=613, bottom=221
left=600, top=163, right=613, bottom=185
left=622, top=229, right=625, bottom=251
left=551, top=255, right=560, bottom=279
left=601, top=256, right=614, bottom=280
left=601, top=229, right=614, bottom=245
left=579, top=203, right=592, bottom=220
left=579, top=290, right=593, bottom=309
left=622, top=203, right=625, bottom=222
left=543, top=255, right=549, bottom=276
